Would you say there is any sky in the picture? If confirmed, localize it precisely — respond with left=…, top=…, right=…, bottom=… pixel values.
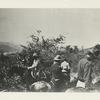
left=0, top=8, right=100, bottom=48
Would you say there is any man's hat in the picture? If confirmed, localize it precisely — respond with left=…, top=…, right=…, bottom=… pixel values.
left=87, top=50, right=93, bottom=55
left=54, top=55, right=62, bottom=61
left=86, top=50, right=94, bottom=57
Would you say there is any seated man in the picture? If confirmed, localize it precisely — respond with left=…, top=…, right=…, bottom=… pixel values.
left=50, top=55, right=65, bottom=92
left=61, top=59, right=70, bottom=87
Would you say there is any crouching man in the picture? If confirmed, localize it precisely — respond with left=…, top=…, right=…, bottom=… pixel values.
left=61, top=58, right=70, bottom=89
left=50, top=55, right=66, bottom=92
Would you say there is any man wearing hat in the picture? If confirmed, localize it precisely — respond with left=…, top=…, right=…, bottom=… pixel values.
left=28, top=52, right=40, bottom=70
left=76, top=51, right=94, bottom=90
left=91, top=44, right=100, bottom=87
left=50, top=55, right=65, bottom=92
left=28, top=52, right=42, bottom=79
left=26, top=52, right=41, bottom=90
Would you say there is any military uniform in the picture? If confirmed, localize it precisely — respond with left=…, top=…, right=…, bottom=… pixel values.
left=50, top=62, right=65, bottom=92
left=77, top=58, right=93, bottom=89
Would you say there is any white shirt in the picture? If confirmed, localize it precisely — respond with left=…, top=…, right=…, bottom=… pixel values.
left=31, top=59, right=40, bottom=68
left=61, top=61, right=70, bottom=72
left=28, top=59, right=40, bottom=69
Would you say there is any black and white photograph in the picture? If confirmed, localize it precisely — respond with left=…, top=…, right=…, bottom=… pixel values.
left=0, top=8, right=100, bottom=92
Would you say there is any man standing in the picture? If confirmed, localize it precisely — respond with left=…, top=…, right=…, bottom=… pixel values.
left=77, top=51, right=94, bottom=90
left=50, top=55, right=65, bottom=92
left=26, top=52, right=41, bottom=90
left=28, top=52, right=40, bottom=78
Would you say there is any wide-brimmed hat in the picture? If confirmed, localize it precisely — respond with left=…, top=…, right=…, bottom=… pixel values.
left=87, top=50, right=93, bottom=55
left=54, top=55, right=62, bottom=61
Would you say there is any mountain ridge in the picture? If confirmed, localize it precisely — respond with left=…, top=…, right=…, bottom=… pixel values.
left=0, top=42, right=22, bottom=53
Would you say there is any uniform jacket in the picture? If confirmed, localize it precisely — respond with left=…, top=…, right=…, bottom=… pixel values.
left=77, top=58, right=93, bottom=88
left=50, top=62, right=64, bottom=80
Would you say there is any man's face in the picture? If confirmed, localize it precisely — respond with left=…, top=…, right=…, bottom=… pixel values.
left=87, top=54, right=94, bottom=61
left=33, top=56, right=38, bottom=60
left=54, top=60, right=62, bottom=64
left=94, top=50, right=100, bottom=57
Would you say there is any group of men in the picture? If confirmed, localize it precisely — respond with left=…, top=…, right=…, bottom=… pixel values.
left=27, top=53, right=70, bottom=92
left=27, top=45, right=100, bottom=92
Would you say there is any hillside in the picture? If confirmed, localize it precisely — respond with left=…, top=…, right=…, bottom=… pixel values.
left=0, top=42, right=22, bottom=53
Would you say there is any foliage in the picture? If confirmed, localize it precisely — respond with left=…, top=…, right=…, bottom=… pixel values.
left=1, top=30, right=98, bottom=91
left=20, top=30, right=66, bottom=68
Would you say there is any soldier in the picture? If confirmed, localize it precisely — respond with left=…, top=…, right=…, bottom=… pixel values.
left=50, top=55, right=65, bottom=92
left=76, top=51, right=94, bottom=90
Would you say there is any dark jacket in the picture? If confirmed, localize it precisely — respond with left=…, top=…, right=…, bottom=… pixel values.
left=50, top=62, right=65, bottom=92
left=51, top=63, right=63, bottom=80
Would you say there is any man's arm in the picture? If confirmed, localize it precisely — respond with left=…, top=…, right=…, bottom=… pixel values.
left=28, top=60, right=39, bottom=69
left=27, top=65, right=35, bottom=69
